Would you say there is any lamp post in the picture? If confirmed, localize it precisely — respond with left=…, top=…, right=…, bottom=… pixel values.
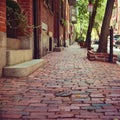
left=88, top=3, right=93, bottom=13
left=109, top=26, right=113, bottom=63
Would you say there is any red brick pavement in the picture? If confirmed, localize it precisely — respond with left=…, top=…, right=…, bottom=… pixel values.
left=0, top=44, right=120, bottom=120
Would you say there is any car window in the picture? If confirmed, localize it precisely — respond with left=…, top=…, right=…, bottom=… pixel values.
left=114, top=35, right=120, bottom=38
left=117, top=37, right=120, bottom=40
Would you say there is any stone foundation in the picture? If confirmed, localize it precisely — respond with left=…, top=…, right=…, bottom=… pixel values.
left=3, top=59, right=46, bottom=77
left=0, top=32, right=6, bottom=77
left=6, top=49, right=32, bottom=66
left=87, top=50, right=117, bottom=63
left=7, top=38, right=21, bottom=50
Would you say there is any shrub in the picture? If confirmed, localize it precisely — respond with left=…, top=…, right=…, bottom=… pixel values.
left=76, top=36, right=84, bottom=42
left=6, top=0, right=28, bottom=37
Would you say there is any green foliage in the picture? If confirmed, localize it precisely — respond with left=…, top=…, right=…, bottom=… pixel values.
left=75, top=0, right=107, bottom=40
left=93, top=0, right=107, bottom=38
left=75, top=36, right=84, bottom=42
left=6, top=0, right=28, bottom=36
left=75, top=0, right=89, bottom=38
left=7, top=0, right=20, bottom=12
left=76, top=0, right=88, bottom=23
left=61, top=18, right=67, bottom=26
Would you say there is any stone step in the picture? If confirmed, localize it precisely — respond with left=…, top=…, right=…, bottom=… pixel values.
left=3, top=59, right=46, bottom=77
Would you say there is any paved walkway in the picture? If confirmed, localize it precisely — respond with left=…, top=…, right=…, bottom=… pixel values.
left=0, top=43, right=120, bottom=120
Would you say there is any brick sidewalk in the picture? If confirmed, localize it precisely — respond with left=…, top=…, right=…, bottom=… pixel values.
left=0, top=44, right=120, bottom=120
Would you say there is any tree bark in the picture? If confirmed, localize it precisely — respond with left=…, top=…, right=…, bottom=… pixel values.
left=85, top=0, right=99, bottom=50
left=97, top=0, right=115, bottom=53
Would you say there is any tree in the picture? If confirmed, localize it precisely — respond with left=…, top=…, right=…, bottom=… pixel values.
left=97, top=0, right=115, bottom=53
left=75, top=0, right=88, bottom=38
left=93, top=0, right=106, bottom=38
left=85, top=0, right=100, bottom=50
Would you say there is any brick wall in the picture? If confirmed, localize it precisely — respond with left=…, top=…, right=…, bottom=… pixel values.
left=41, top=0, right=54, bottom=34
left=17, top=0, right=33, bottom=31
left=0, top=0, right=6, bottom=32
left=54, top=0, right=64, bottom=46
left=60, top=25, right=64, bottom=40
left=54, top=0, right=59, bottom=40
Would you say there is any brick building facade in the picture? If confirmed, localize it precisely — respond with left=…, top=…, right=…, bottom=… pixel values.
left=111, top=0, right=120, bottom=34
left=0, top=0, right=7, bottom=77
left=0, top=0, right=76, bottom=77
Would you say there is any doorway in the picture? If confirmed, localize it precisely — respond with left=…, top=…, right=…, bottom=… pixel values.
left=49, top=37, right=52, bottom=51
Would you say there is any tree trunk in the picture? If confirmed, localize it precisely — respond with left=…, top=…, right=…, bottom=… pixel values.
left=97, top=0, right=115, bottom=53
left=85, top=0, right=99, bottom=50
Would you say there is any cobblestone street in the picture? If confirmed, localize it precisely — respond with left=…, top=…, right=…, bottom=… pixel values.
left=0, top=43, right=120, bottom=120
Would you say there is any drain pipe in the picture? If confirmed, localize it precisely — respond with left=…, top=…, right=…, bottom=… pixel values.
left=109, top=26, right=113, bottom=63
left=33, top=0, right=40, bottom=59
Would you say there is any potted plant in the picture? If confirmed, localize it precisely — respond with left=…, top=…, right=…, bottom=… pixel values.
left=76, top=36, right=85, bottom=47
left=6, top=0, right=28, bottom=38
left=60, top=18, right=67, bottom=26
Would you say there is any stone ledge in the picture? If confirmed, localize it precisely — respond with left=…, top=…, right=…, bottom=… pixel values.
left=6, top=49, right=32, bottom=66
left=3, top=59, right=46, bottom=77
left=87, top=50, right=117, bottom=63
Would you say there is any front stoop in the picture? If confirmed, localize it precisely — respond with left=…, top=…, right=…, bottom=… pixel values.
left=3, top=59, right=46, bottom=77
left=53, top=47, right=64, bottom=52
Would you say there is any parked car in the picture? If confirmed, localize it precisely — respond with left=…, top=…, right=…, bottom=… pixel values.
left=93, top=40, right=99, bottom=44
left=108, top=34, right=120, bottom=46
left=113, top=34, right=120, bottom=45
left=113, top=34, right=120, bottom=40
left=115, top=37, right=120, bottom=48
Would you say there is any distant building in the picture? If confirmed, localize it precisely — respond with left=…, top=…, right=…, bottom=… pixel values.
left=111, top=0, right=120, bottom=34
left=117, top=0, right=120, bottom=34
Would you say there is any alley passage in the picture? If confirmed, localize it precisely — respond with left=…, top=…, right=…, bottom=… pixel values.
left=1, top=43, right=120, bottom=120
